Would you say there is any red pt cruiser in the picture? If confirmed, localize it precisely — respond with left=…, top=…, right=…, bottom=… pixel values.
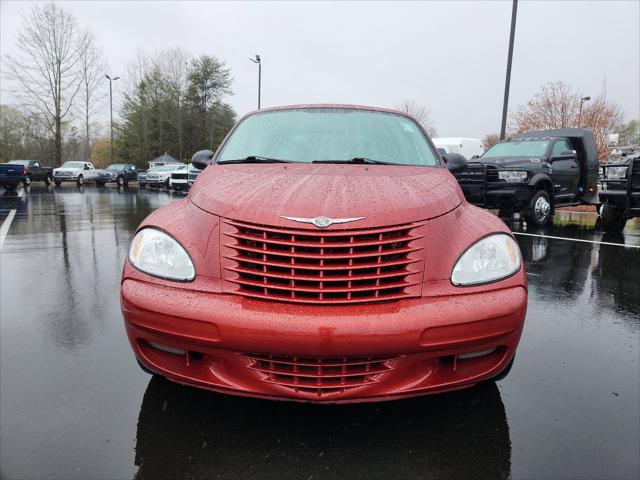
left=121, top=105, right=527, bottom=403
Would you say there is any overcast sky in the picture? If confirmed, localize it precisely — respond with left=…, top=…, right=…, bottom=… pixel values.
left=1, top=0, right=638, bottom=139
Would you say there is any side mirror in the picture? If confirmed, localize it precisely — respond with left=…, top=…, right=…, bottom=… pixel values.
left=191, top=150, right=215, bottom=170
left=471, top=155, right=480, bottom=159
left=442, top=153, right=468, bottom=174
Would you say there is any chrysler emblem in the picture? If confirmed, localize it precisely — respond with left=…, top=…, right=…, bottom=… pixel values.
left=281, top=215, right=365, bottom=228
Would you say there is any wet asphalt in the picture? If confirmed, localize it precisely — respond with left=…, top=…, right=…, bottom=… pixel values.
left=0, top=184, right=638, bottom=480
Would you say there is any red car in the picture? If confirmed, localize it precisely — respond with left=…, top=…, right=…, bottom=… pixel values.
left=121, top=105, right=527, bottom=403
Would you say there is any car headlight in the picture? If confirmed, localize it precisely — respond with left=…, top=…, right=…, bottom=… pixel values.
left=452, top=233, right=522, bottom=286
left=128, top=228, right=195, bottom=281
left=498, top=170, right=528, bottom=183
left=605, top=166, right=628, bottom=180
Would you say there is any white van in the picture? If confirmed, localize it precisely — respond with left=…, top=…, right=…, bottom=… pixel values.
left=433, top=137, right=484, bottom=160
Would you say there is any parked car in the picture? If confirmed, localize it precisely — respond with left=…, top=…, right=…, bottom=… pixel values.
left=168, top=164, right=189, bottom=191
left=599, top=151, right=640, bottom=232
left=96, top=163, right=138, bottom=187
left=432, top=137, right=484, bottom=160
left=137, top=169, right=149, bottom=188
left=53, top=161, right=99, bottom=186
left=146, top=164, right=185, bottom=189
left=453, top=128, right=600, bottom=226
left=187, top=163, right=203, bottom=189
left=121, top=104, right=527, bottom=403
left=6, top=160, right=53, bottom=186
left=0, top=163, right=27, bottom=190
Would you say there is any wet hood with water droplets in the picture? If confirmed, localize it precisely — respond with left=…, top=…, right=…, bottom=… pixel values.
left=189, top=164, right=464, bottom=229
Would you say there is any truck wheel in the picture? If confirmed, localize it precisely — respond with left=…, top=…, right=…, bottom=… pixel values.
left=601, top=203, right=626, bottom=233
left=524, top=190, right=552, bottom=227
left=77, top=175, right=84, bottom=186
left=23, top=176, right=31, bottom=186
left=117, top=176, right=124, bottom=187
left=45, top=175, right=52, bottom=185
left=165, top=179, right=170, bottom=190
left=54, top=180, right=61, bottom=186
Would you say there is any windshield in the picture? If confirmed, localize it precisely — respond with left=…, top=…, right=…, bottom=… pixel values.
left=217, top=108, right=438, bottom=166
left=61, top=162, right=84, bottom=169
left=8, top=160, right=30, bottom=165
left=106, top=164, right=125, bottom=171
left=483, top=140, right=549, bottom=158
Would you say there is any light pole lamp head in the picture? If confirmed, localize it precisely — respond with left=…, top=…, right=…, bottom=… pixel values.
left=255, top=54, right=261, bottom=63
left=582, top=96, right=591, bottom=101
left=105, top=74, right=111, bottom=80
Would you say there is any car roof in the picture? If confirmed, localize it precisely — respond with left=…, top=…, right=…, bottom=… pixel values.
left=240, top=103, right=420, bottom=124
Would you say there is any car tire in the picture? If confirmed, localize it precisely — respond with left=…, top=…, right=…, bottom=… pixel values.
left=524, top=190, right=552, bottom=227
left=137, top=359, right=157, bottom=376
left=54, top=180, right=61, bottom=186
left=117, top=176, right=124, bottom=187
left=45, top=175, right=52, bottom=185
left=77, top=175, right=84, bottom=186
left=490, top=356, right=515, bottom=382
left=23, top=175, right=31, bottom=186
left=164, top=179, right=170, bottom=190
left=601, top=203, right=626, bottom=233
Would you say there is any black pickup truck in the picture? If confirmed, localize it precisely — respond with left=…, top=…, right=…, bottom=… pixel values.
left=599, top=151, right=640, bottom=232
left=0, top=160, right=53, bottom=188
left=453, top=128, right=599, bottom=226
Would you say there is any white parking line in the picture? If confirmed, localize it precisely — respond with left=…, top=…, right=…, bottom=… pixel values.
left=0, top=209, right=17, bottom=249
left=513, top=231, right=640, bottom=249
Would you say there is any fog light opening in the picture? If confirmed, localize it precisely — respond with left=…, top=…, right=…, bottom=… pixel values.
left=458, top=348, right=496, bottom=360
left=148, top=341, right=186, bottom=356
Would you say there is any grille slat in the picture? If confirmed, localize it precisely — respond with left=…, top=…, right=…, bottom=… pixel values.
left=242, top=353, right=398, bottom=396
left=221, top=218, right=425, bottom=304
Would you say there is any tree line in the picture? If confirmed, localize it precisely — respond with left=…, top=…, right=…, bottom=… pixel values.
left=1, top=2, right=235, bottom=168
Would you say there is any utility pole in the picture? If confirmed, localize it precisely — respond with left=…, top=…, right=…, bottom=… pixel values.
left=578, top=96, right=591, bottom=127
left=500, top=0, right=518, bottom=141
left=105, top=74, right=120, bottom=163
left=249, top=55, right=262, bottom=109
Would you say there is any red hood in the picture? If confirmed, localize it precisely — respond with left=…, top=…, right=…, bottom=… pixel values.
left=189, top=164, right=464, bottom=229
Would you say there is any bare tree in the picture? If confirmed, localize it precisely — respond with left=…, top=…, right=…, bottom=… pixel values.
left=78, top=30, right=108, bottom=160
left=482, top=133, right=500, bottom=150
left=396, top=100, right=437, bottom=137
left=510, top=81, right=622, bottom=159
left=4, top=2, right=84, bottom=166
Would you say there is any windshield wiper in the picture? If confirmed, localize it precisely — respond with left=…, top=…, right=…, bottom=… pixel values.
left=218, top=155, right=293, bottom=164
left=311, top=157, right=394, bottom=165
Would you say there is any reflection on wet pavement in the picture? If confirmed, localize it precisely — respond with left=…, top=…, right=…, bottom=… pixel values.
left=1, top=186, right=638, bottom=479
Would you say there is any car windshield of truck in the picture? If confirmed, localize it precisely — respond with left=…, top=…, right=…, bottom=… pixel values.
left=483, top=140, right=549, bottom=158
left=61, top=162, right=84, bottom=169
left=106, top=164, right=125, bottom=171
left=8, top=160, right=30, bottom=165
left=217, top=108, right=438, bottom=166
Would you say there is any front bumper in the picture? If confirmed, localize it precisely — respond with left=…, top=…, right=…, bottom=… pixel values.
left=122, top=278, right=527, bottom=403
left=458, top=183, right=530, bottom=208
left=53, top=175, right=79, bottom=182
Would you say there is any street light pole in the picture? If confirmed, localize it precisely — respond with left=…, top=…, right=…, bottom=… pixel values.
left=105, top=74, right=120, bottom=164
left=500, top=0, right=518, bottom=141
left=249, top=55, right=261, bottom=109
left=578, top=96, right=591, bottom=127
